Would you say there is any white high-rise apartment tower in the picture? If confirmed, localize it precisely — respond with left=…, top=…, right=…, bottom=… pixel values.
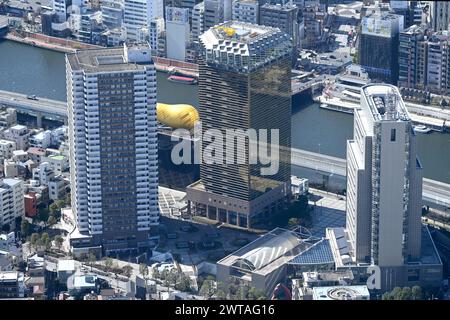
left=66, top=44, right=159, bottom=255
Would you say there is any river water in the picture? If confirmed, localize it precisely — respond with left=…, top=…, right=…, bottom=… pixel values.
left=0, top=39, right=449, bottom=184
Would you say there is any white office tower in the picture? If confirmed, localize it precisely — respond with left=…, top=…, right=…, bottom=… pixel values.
left=165, top=7, right=190, bottom=61
left=326, top=84, right=443, bottom=292
left=191, top=2, right=205, bottom=41
left=346, top=84, right=422, bottom=267
left=123, top=0, right=164, bottom=41
left=232, top=0, right=259, bottom=24
left=66, top=44, right=159, bottom=255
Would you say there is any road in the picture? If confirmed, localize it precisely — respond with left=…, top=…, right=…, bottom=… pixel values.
left=0, top=89, right=448, bottom=208
left=291, top=148, right=450, bottom=208
left=0, top=89, right=66, bottom=121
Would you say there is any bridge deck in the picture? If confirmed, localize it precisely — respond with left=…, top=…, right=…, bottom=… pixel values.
left=0, top=90, right=448, bottom=207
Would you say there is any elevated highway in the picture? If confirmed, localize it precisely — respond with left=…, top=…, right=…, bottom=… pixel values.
left=0, top=89, right=448, bottom=208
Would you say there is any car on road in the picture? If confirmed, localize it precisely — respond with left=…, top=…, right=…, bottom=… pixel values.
left=27, top=95, right=38, bottom=100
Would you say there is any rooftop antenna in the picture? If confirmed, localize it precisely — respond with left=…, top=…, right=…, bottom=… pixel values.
left=385, top=88, right=397, bottom=120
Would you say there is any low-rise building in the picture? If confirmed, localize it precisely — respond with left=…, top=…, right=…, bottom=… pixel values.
left=0, top=140, right=16, bottom=162
left=67, top=274, right=99, bottom=297
left=0, top=271, right=25, bottom=298
left=57, top=260, right=76, bottom=283
left=27, top=147, right=47, bottom=164
left=3, top=160, right=18, bottom=178
left=43, top=154, right=69, bottom=175
left=24, top=192, right=38, bottom=218
left=32, top=162, right=55, bottom=186
left=48, top=176, right=69, bottom=201
left=0, top=107, right=17, bottom=129
left=0, top=179, right=25, bottom=230
left=2, top=125, right=31, bottom=151
left=217, top=228, right=326, bottom=296
left=29, top=130, right=52, bottom=149
left=12, top=150, right=27, bottom=162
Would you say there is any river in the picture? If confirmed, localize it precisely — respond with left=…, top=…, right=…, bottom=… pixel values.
left=0, top=39, right=449, bottom=184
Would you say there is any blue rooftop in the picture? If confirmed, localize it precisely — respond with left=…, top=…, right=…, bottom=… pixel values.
left=289, top=239, right=334, bottom=265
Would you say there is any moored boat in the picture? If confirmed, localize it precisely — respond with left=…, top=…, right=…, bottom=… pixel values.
left=413, top=125, right=432, bottom=133
left=167, top=75, right=197, bottom=85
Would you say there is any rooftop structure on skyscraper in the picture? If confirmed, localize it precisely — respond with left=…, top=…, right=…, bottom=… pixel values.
left=187, top=22, right=292, bottom=229
left=200, top=21, right=292, bottom=72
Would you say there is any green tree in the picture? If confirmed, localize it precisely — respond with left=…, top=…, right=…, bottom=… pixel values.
left=37, top=206, right=49, bottom=225
left=152, top=266, right=160, bottom=279
left=228, top=283, right=239, bottom=299
left=139, top=263, right=149, bottom=279
left=248, top=287, right=266, bottom=300
left=235, top=285, right=249, bottom=300
left=288, top=218, right=299, bottom=228
left=47, top=216, right=57, bottom=226
left=87, top=252, right=96, bottom=271
left=381, top=292, right=393, bottom=300
left=167, top=270, right=177, bottom=288
left=352, top=50, right=359, bottom=64
left=122, top=265, right=133, bottom=277
left=49, top=203, right=59, bottom=216
left=162, top=269, right=172, bottom=291
left=41, top=233, right=51, bottom=250
left=64, top=194, right=71, bottom=207
left=54, top=235, right=64, bottom=251
left=199, top=280, right=213, bottom=298
left=1, top=223, right=10, bottom=232
left=216, top=282, right=227, bottom=299
left=400, top=287, right=412, bottom=300
left=30, top=233, right=40, bottom=251
left=391, top=287, right=403, bottom=300
left=176, top=273, right=192, bottom=292
left=104, top=257, right=113, bottom=272
left=56, top=199, right=66, bottom=209
left=411, top=286, right=423, bottom=300
left=216, top=289, right=227, bottom=299
left=21, top=219, right=30, bottom=237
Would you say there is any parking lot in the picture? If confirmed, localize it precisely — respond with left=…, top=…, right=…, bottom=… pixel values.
left=158, top=213, right=259, bottom=265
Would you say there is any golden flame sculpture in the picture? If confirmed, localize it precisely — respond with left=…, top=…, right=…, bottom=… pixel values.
left=156, top=103, right=199, bottom=130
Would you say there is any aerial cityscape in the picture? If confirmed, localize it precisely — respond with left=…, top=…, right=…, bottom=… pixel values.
left=0, top=0, right=449, bottom=304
